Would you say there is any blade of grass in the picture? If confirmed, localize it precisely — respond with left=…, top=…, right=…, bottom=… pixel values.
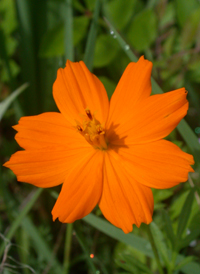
left=162, top=210, right=175, bottom=249
left=103, top=18, right=200, bottom=162
left=63, top=0, right=74, bottom=61
left=149, top=222, right=170, bottom=270
left=15, top=0, right=38, bottom=114
left=0, top=188, right=43, bottom=258
left=146, top=225, right=164, bottom=274
left=83, top=0, right=101, bottom=70
left=84, top=214, right=153, bottom=257
left=0, top=29, right=14, bottom=89
left=0, top=83, right=28, bottom=120
left=176, top=189, right=195, bottom=244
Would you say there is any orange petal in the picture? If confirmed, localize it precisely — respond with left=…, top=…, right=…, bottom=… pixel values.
left=53, top=60, right=109, bottom=126
left=4, top=112, right=92, bottom=187
left=117, top=139, right=194, bottom=189
left=52, top=150, right=103, bottom=223
left=106, top=56, right=152, bottom=128
left=13, top=112, right=89, bottom=150
left=4, top=146, right=93, bottom=188
left=99, top=150, right=154, bottom=233
left=107, top=88, right=188, bottom=145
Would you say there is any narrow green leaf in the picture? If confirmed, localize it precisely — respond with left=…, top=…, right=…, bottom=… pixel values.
left=15, top=0, right=39, bottom=114
left=162, top=210, right=175, bottom=248
left=63, top=0, right=74, bottom=61
left=177, top=120, right=200, bottom=162
left=175, top=256, right=196, bottom=270
left=116, top=253, right=153, bottom=274
left=39, top=17, right=89, bottom=58
left=180, top=229, right=200, bottom=249
left=0, top=28, right=12, bottom=82
left=149, top=222, right=170, bottom=267
left=84, top=214, right=153, bottom=257
left=0, top=83, right=28, bottom=120
left=176, top=189, right=195, bottom=243
left=0, top=188, right=43, bottom=257
left=83, top=0, right=101, bottom=70
left=103, top=18, right=137, bottom=62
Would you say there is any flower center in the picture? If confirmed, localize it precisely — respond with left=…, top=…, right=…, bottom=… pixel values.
left=76, top=109, right=108, bottom=150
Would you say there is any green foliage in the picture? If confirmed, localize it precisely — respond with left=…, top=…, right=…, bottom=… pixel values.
left=104, top=0, right=137, bottom=30
left=94, top=34, right=120, bottom=67
left=115, top=252, right=153, bottom=274
left=175, top=0, right=200, bottom=26
left=40, top=16, right=90, bottom=58
left=127, top=9, right=157, bottom=51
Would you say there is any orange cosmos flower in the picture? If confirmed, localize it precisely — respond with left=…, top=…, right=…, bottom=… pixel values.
left=4, top=56, right=194, bottom=233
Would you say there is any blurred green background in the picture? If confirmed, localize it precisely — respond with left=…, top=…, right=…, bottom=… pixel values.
left=0, top=0, right=200, bottom=273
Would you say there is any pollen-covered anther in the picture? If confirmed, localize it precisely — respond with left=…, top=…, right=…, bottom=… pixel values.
left=85, top=109, right=93, bottom=120
left=77, top=125, right=83, bottom=132
left=96, top=125, right=105, bottom=134
left=76, top=109, right=107, bottom=150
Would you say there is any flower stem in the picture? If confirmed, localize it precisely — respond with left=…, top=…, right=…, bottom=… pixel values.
left=62, top=223, right=73, bottom=274
left=146, top=225, right=164, bottom=274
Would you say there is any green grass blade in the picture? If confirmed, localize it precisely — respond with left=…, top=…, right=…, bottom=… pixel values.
left=83, top=0, right=101, bottom=70
left=162, top=210, right=175, bottom=248
left=0, top=83, right=28, bottom=120
left=103, top=18, right=200, bottom=162
left=103, top=17, right=137, bottom=62
left=0, top=29, right=13, bottom=87
left=84, top=214, right=153, bottom=257
left=63, top=0, right=74, bottom=61
left=177, top=120, right=200, bottom=162
left=150, top=222, right=170, bottom=267
left=0, top=188, right=43, bottom=257
left=15, top=0, right=39, bottom=114
left=176, top=189, right=195, bottom=244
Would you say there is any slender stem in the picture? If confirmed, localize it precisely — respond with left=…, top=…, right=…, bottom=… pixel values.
left=146, top=225, right=164, bottom=274
left=62, top=223, right=73, bottom=274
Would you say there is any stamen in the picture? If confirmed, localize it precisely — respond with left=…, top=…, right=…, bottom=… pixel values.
left=85, top=109, right=92, bottom=120
left=76, top=109, right=108, bottom=150
left=96, top=125, right=104, bottom=134
left=77, top=125, right=83, bottom=132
